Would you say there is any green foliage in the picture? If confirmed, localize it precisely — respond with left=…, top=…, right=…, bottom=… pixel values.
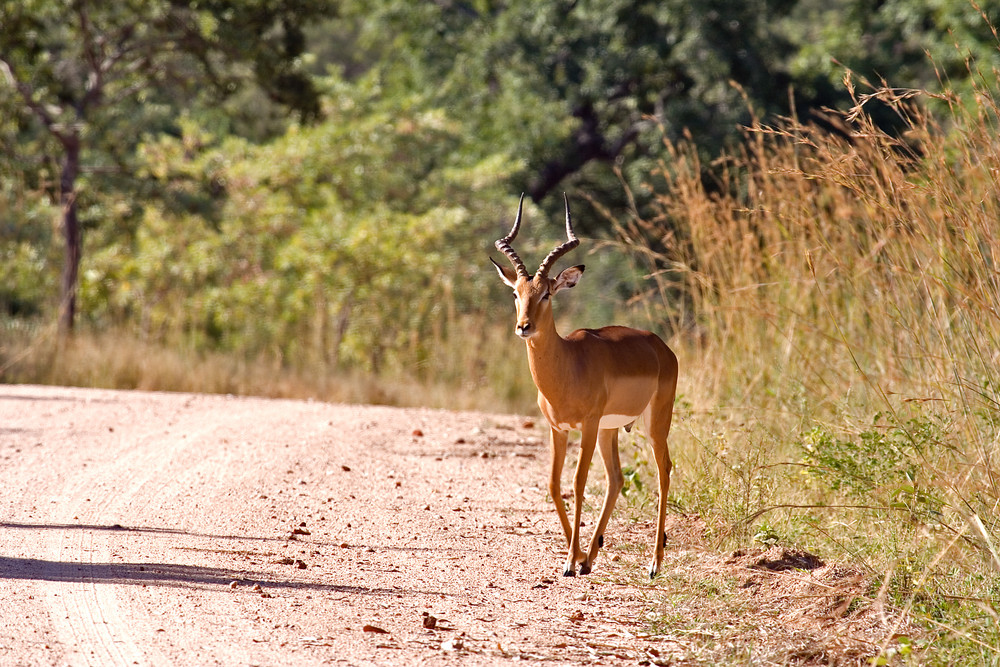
left=784, top=0, right=1000, bottom=132
left=7, top=0, right=1000, bottom=348
left=752, top=521, right=781, bottom=547
left=0, top=0, right=331, bottom=132
left=0, top=176, right=58, bottom=317
left=789, top=0, right=1000, bottom=90
left=799, top=414, right=947, bottom=522
left=80, top=75, right=519, bottom=377
left=0, top=0, right=318, bottom=217
left=0, top=0, right=340, bottom=330
left=0, top=240, right=54, bottom=317
left=344, top=0, right=803, bottom=211
left=621, top=462, right=646, bottom=499
left=336, top=0, right=1000, bottom=219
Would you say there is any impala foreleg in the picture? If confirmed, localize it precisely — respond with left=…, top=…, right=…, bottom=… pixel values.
left=579, top=428, right=623, bottom=575
left=547, top=428, right=572, bottom=546
left=565, top=423, right=598, bottom=576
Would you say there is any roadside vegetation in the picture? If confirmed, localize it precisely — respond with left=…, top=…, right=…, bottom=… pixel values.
left=610, top=74, right=1000, bottom=663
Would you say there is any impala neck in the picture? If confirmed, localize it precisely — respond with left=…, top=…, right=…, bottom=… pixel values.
left=525, top=319, right=574, bottom=394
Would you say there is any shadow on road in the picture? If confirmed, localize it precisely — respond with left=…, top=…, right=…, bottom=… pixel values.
left=0, top=522, right=430, bottom=597
left=0, top=554, right=414, bottom=596
left=1, top=521, right=276, bottom=543
left=0, top=392, right=119, bottom=403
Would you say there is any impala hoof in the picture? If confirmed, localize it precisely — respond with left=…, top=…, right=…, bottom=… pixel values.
left=578, top=562, right=592, bottom=576
left=648, top=562, right=660, bottom=579
left=563, top=564, right=576, bottom=577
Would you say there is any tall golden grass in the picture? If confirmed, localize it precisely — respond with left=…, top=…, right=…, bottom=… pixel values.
left=615, top=72, right=1000, bottom=661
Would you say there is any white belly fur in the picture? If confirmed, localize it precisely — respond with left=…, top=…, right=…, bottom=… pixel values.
left=556, top=413, right=638, bottom=431
left=599, top=413, right=638, bottom=429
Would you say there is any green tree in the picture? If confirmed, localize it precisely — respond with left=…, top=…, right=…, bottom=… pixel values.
left=0, top=0, right=333, bottom=332
left=344, top=0, right=801, bottom=210
left=341, top=0, right=1000, bottom=217
left=784, top=0, right=1000, bottom=125
left=87, top=73, right=518, bottom=373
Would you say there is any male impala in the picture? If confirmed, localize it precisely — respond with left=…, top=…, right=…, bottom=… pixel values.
left=491, top=193, right=678, bottom=578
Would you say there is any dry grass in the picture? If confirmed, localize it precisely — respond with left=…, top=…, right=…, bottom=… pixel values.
left=596, top=515, right=913, bottom=665
left=611, top=72, right=1000, bottom=663
left=0, top=318, right=536, bottom=413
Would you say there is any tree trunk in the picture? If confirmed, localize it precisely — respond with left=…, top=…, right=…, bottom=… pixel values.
left=58, top=136, right=81, bottom=335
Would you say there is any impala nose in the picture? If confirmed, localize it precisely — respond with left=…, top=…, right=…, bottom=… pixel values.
left=516, top=321, right=532, bottom=338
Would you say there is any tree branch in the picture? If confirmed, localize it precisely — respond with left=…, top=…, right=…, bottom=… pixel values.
left=527, top=102, right=643, bottom=202
left=0, top=57, right=72, bottom=146
left=75, top=2, right=105, bottom=113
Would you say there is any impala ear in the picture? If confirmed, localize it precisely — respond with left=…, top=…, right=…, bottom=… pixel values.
left=552, top=264, right=585, bottom=294
left=490, top=257, right=519, bottom=288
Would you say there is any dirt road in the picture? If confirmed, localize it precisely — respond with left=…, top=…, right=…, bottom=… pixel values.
left=0, top=385, right=670, bottom=666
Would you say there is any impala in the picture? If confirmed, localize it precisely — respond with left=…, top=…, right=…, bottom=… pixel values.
left=491, top=194, right=678, bottom=578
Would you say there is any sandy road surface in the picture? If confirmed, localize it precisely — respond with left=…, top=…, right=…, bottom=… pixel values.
left=0, top=385, right=666, bottom=666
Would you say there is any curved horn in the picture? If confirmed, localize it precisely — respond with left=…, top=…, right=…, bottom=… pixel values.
left=494, top=193, right=529, bottom=278
left=536, top=192, right=579, bottom=278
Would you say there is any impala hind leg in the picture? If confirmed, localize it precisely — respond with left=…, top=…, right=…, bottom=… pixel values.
left=648, top=438, right=672, bottom=578
left=647, top=393, right=676, bottom=579
left=579, top=428, right=623, bottom=575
